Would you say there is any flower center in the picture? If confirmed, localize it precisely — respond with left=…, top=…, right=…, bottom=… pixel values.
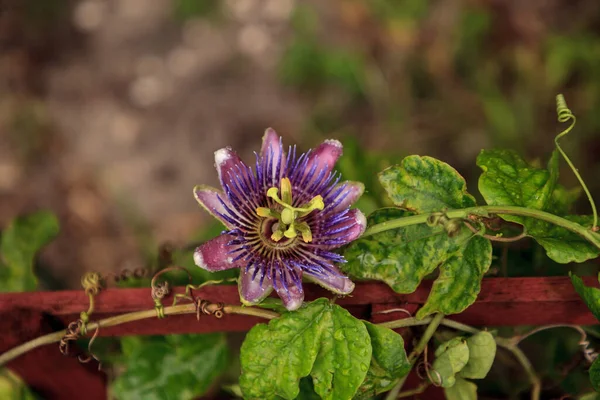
left=256, top=177, right=324, bottom=243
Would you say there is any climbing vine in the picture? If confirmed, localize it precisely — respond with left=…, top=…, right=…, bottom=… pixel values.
left=1, top=95, right=600, bottom=399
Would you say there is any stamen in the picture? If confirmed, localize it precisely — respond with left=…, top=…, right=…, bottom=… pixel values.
left=257, top=177, right=325, bottom=243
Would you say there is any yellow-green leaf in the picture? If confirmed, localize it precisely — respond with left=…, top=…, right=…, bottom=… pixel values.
left=379, top=156, right=476, bottom=212
left=459, top=331, right=496, bottom=379
left=443, top=377, right=477, bottom=400
left=432, top=337, right=470, bottom=388
left=477, top=149, right=558, bottom=226
left=0, top=211, right=59, bottom=292
left=343, top=208, right=463, bottom=294
left=416, top=235, right=492, bottom=319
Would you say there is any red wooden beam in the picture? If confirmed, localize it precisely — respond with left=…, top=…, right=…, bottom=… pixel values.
left=0, top=277, right=595, bottom=400
left=0, top=276, right=595, bottom=315
left=0, top=277, right=593, bottom=340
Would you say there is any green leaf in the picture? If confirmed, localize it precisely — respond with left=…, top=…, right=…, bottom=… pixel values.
left=570, top=273, right=600, bottom=322
left=443, top=377, right=477, bottom=400
left=416, top=235, right=492, bottom=319
left=378, top=156, right=476, bottom=212
left=477, top=149, right=600, bottom=263
left=477, top=149, right=558, bottom=226
left=458, top=331, right=496, bottom=379
left=240, top=299, right=371, bottom=400
left=0, top=211, right=59, bottom=292
left=344, top=209, right=492, bottom=318
left=590, top=357, right=600, bottom=391
left=343, top=208, right=463, bottom=294
left=432, top=337, right=470, bottom=388
left=529, top=215, right=600, bottom=264
left=112, top=333, right=229, bottom=400
left=354, top=322, right=410, bottom=399
left=0, top=369, right=37, bottom=400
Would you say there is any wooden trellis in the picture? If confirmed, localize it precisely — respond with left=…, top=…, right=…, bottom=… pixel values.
left=0, top=277, right=596, bottom=399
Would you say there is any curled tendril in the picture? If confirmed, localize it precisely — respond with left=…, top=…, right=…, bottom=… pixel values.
left=463, top=220, right=528, bottom=243
left=555, top=94, right=598, bottom=231
left=416, top=345, right=443, bottom=387
left=77, top=325, right=102, bottom=370
left=173, top=278, right=238, bottom=307
left=60, top=272, right=102, bottom=358
left=195, top=299, right=226, bottom=320
left=150, top=266, right=192, bottom=318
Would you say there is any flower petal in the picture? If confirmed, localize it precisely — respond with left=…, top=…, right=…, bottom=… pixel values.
left=275, top=276, right=304, bottom=311
left=193, top=185, right=234, bottom=229
left=193, top=234, right=245, bottom=272
left=260, top=128, right=286, bottom=187
left=321, top=208, right=367, bottom=248
left=239, top=266, right=273, bottom=305
left=261, top=127, right=281, bottom=159
left=214, top=147, right=248, bottom=188
left=306, top=139, right=343, bottom=176
left=326, top=181, right=365, bottom=213
left=304, top=263, right=355, bottom=295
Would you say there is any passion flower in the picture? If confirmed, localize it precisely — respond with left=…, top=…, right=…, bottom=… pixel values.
left=193, top=128, right=366, bottom=310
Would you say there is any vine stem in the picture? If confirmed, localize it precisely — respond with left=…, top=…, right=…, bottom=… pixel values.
left=362, top=205, right=600, bottom=249
left=384, top=313, right=444, bottom=400
left=555, top=94, right=598, bottom=230
left=0, top=303, right=279, bottom=367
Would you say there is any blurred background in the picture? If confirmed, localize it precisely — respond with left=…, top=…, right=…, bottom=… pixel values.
left=2, top=0, right=600, bottom=398
left=2, top=0, right=600, bottom=287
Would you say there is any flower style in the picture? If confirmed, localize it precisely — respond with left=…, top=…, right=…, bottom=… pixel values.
left=193, top=128, right=366, bottom=310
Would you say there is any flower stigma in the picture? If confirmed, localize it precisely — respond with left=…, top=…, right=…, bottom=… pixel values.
left=255, top=177, right=324, bottom=243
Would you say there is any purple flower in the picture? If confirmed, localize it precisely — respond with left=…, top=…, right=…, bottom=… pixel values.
left=193, top=128, right=366, bottom=310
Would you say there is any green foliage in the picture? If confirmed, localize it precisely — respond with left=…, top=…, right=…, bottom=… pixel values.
left=343, top=208, right=464, bottom=294
left=569, top=274, right=600, bottom=391
left=378, top=155, right=476, bottom=211
left=432, top=337, right=469, bottom=387
left=478, top=149, right=600, bottom=263
left=530, top=215, right=600, bottom=263
left=239, top=299, right=372, bottom=400
left=354, top=322, right=410, bottom=399
left=0, top=369, right=37, bottom=400
left=343, top=209, right=492, bottom=319
left=443, top=377, right=478, bottom=400
left=0, top=211, right=59, bottom=292
left=570, top=273, right=600, bottom=326
left=477, top=149, right=558, bottom=227
left=458, top=331, right=496, bottom=379
left=416, top=235, right=492, bottom=319
left=432, top=333, right=495, bottom=392
left=590, top=358, right=600, bottom=392
left=111, top=333, right=229, bottom=400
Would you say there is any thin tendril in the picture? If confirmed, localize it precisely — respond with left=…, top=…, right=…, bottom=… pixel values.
left=463, top=220, right=528, bottom=242
left=555, top=94, right=598, bottom=230
left=513, top=324, right=598, bottom=363
left=151, top=266, right=192, bottom=318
